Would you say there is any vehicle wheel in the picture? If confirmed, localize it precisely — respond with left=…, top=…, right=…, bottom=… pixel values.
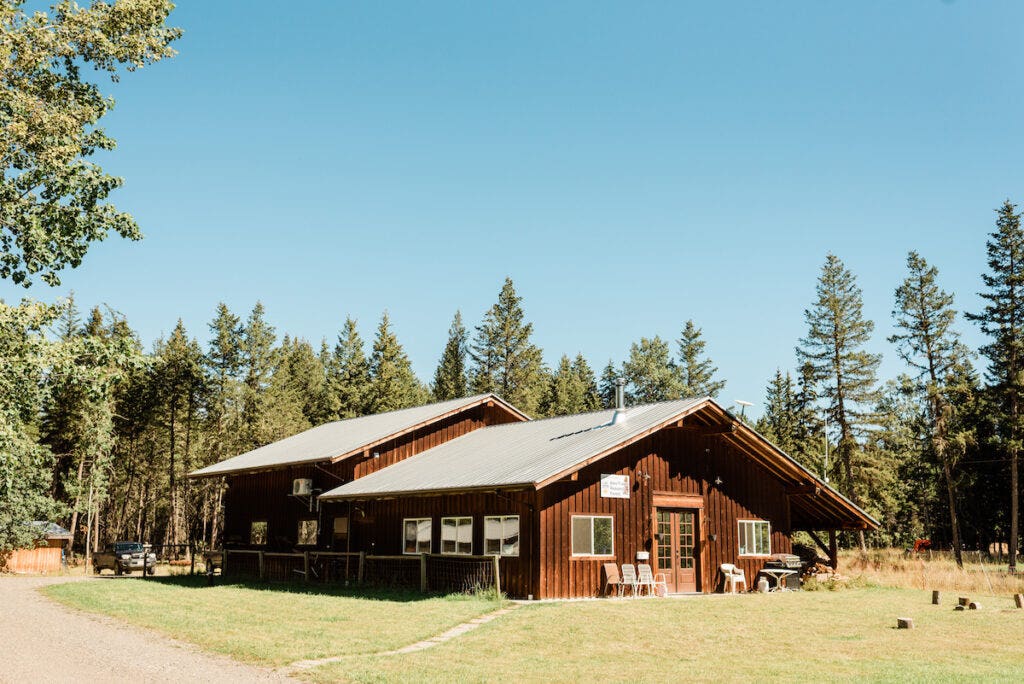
left=146, top=566, right=155, bottom=576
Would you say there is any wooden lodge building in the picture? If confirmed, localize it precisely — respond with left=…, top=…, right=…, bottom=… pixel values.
left=189, top=393, right=877, bottom=599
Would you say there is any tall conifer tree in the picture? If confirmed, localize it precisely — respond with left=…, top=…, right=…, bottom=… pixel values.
left=599, top=360, right=620, bottom=408
left=891, top=251, right=968, bottom=566
left=470, top=278, right=546, bottom=414
left=967, top=200, right=1024, bottom=572
left=622, top=336, right=683, bottom=403
left=797, top=253, right=881, bottom=547
left=240, top=302, right=276, bottom=448
left=330, top=317, right=371, bottom=418
left=433, top=311, right=469, bottom=400
left=572, top=354, right=601, bottom=412
left=367, top=313, right=425, bottom=413
left=677, top=320, right=726, bottom=397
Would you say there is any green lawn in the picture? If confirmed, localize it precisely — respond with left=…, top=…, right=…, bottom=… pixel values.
left=43, top=577, right=503, bottom=667
left=45, top=579, right=1024, bottom=682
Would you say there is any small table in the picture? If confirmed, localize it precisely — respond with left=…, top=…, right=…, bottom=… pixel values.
left=760, top=568, right=797, bottom=592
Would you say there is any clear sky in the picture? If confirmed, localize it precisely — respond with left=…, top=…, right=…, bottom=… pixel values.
left=4, top=1, right=1023, bottom=418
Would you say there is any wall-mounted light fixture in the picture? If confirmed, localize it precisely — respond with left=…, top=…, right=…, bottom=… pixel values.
left=372, top=451, right=380, bottom=459
left=714, top=476, right=723, bottom=486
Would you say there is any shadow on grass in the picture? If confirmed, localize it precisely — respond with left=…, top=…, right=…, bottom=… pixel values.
left=128, top=573, right=478, bottom=603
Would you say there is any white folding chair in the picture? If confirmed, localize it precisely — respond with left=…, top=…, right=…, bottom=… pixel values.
left=620, top=563, right=640, bottom=597
left=637, top=563, right=667, bottom=597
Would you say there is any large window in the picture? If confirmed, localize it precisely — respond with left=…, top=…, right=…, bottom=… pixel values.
left=404, top=518, right=432, bottom=554
left=250, top=521, right=267, bottom=546
left=298, top=519, right=318, bottom=546
left=484, top=515, right=520, bottom=556
left=441, top=516, right=473, bottom=555
left=571, top=515, right=613, bottom=557
left=738, top=520, right=771, bottom=556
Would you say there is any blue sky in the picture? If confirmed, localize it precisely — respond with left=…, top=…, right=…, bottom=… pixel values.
left=4, top=1, right=1023, bottom=417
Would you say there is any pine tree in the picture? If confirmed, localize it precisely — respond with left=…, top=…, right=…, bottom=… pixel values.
left=469, top=278, right=547, bottom=414
left=433, top=311, right=469, bottom=400
left=240, top=302, right=276, bottom=449
left=571, top=354, right=601, bottom=412
left=677, top=320, right=726, bottom=397
left=797, top=253, right=881, bottom=547
left=891, top=251, right=968, bottom=566
left=599, top=360, right=620, bottom=408
left=622, top=336, right=683, bottom=403
left=205, top=303, right=243, bottom=460
left=330, top=317, right=371, bottom=418
left=966, top=200, right=1024, bottom=573
left=367, top=313, right=425, bottom=413
left=757, top=369, right=799, bottom=452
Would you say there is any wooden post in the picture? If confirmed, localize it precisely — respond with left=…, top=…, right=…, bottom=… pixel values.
left=828, top=530, right=838, bottom=570
left=1014, top=593, right=1023, bottom=609
left=931, top=590, right=941, bottom=605
left=420, top=554, right=428, bottom=593
left=190, top=543, right=196, bottom=576
left=958, top=596, right=969, bottom=607
left=896, top=617, right=914, bottom=629
left=357, top=551, right=365, bottom=583
left=304, top=551, right=310, bottom=583
left=493, top=554, right=502, bottom=596
left=258, top=550, right=265, bottom=581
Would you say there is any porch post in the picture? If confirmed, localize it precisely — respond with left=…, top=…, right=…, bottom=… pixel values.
left=420, top=553, right=428, bottom=593
left=828, top=530, right=838, bottom=570
left=258, top=550, right=265, bottom=580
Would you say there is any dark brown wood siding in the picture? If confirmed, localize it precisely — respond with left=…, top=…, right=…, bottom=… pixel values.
left=324, top=490, right=536, bottom=599
left=222, top=403, right=521, bottom=550
left=537, top=427, right=792, bottom=598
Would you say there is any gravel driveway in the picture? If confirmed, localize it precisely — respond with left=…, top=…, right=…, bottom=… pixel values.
left=0, top=576, right=294, bottom=683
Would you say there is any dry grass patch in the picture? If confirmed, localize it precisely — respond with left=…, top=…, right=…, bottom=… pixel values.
left=842, top=548, right=1024, bottom=596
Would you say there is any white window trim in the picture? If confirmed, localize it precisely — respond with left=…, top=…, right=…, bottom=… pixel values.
left=737, top=519, right=772, bottom=557
left=484, top=515, right=520, bottom=557
left=570, top=515, right=615, bottom=557
left=403, top=517, right=432, bottom=555
left=440, top=516, right=474, bottom=556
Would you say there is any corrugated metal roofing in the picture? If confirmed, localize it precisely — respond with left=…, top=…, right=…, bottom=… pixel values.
left=319, top=398, right=707, bottom=499
left=188, top=394, right=520, bottom=478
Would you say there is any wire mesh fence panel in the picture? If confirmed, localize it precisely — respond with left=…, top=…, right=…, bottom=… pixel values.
left=226, top=551, right=260, bottom=579
left=309, top=553, right=361, bottom=584
left=363, top=556, right=421, bottom=589
left=264, top=554, right=306, bottom=581
left=426, top=555, right=497, bottom=594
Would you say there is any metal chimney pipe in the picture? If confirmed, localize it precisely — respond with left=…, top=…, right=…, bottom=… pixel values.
left=612, top=378, right=627, bottom=424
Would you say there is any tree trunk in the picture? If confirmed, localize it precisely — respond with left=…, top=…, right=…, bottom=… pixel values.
left=1010, top=445, right=1019, bottom=574
left=66, top=456, right=87, bottom=554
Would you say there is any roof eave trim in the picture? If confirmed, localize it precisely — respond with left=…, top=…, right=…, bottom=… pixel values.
left=318, top=482, right=534, bottom=501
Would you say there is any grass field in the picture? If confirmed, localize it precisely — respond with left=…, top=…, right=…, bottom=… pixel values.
left=45, top=575, right=1024, bottom=682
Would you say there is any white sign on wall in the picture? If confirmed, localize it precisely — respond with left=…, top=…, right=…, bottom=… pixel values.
left=600, top=474, right=630, bottom=499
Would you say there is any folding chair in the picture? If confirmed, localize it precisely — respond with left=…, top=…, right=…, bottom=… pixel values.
left=603, top=562, right=623, bottom=596
left=620, top=563, right=639, bottom=597
left=637, top=563, right=667, bottom=597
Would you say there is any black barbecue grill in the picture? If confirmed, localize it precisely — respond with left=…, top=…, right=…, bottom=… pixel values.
left=762, top=553, right=803, bottom=590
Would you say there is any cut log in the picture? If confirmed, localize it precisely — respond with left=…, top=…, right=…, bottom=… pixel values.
left=954, top=605, right=966, bottom=611
left=931, top=590, right=941, bottom=605
left=1014, top=594, right=1023, bottom=609
left=958, top=596, right=969, bottom=607
left=896, top=617, right=914, bottom=629
left=968, top=602, right=981, bottom=610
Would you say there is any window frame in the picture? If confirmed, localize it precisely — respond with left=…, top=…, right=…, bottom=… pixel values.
left=737, top=519, right=772, bottom=557
left=297, top=519, right=318, bottom=546
left=570, top=514, right=615, bottom=558
left=483, top=515, right=520, bottom=557
left=402, top=517, right=433, bottom=555
left=250, top=520, right=267, bottom=546
left=440, top=516, right=474, bottom=556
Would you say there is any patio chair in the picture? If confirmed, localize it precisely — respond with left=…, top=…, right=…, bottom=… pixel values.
left=637, top=563, right=668, bottom=597
left=620, top=563, right=639, bottom=596
left=721, top=563, right=747, bottom=593
left=603, top=562, right=623, bottom=596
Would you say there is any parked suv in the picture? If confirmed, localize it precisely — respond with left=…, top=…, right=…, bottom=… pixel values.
left=93, top=541, right=156, bottom=575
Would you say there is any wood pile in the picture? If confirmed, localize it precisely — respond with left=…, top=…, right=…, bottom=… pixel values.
left=803, top=562, right=849, bottom=583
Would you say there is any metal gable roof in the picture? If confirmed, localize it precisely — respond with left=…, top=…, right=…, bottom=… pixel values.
left=188, top=394, right=524, bottom=478
left=318, top=398, right=707, bottom=499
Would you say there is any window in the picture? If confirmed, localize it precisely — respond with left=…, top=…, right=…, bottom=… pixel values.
left=738, top=520, right=771, bottom=556
left=403, top=518, right=432, bottom=554
left=571, top=515, right=613, bottom=556
left=333, top=517, right=349, bottom=537
left=298, top=519, right=318, bottom=546
left=250, top=521, right=267, bottom=546
left=484, top=516, right=520, bottom=556
left=441, top=516, right=473, bottom=555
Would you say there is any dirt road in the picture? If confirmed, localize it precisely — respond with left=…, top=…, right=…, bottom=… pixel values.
left=0, top=576, right=294, bottom=683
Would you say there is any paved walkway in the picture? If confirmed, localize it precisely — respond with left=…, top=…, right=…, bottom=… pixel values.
left=0, top=576, right=292, bottom=684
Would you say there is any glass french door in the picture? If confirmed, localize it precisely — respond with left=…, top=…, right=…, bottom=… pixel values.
left=655, top=508, right=698, bottom=592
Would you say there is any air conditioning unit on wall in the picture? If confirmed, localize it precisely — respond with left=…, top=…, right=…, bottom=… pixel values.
left=293, top=478, right=313, bottom=496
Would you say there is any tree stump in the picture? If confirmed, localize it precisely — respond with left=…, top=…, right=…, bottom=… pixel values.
left=897, top=617, right=914, bottom=629
left=954, top=605, right=965, bottom=611
left=1014, top=594, right=1023, bottom=609
left=968, top=602, right=981, bottom=610
left=958, top=596, right=969, bottom=607
left=931, top=590, right=941, bottom=605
